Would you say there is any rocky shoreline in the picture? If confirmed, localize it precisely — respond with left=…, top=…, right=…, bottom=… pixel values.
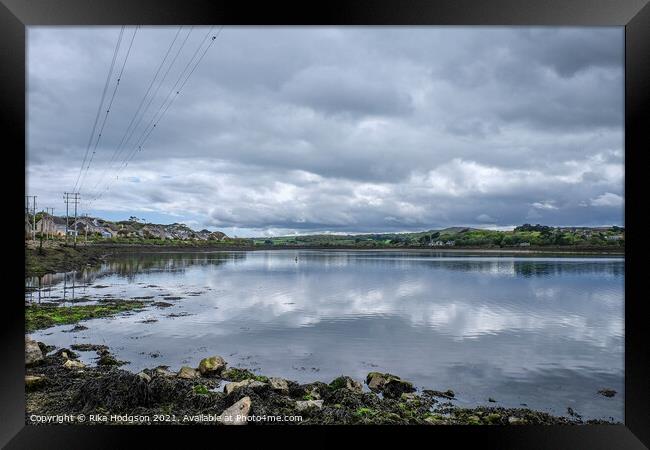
left=25, top=337, right=618, bottom=426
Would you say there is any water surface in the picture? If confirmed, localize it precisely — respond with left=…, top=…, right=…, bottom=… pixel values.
left=27, top=250, right=624, bottom=421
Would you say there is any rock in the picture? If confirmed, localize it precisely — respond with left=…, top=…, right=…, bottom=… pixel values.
left=269, top=377, right=289, bottom=394
left=486, top=413, right=502, bottom=424
left=25, top=375, right=46, bottom=390
left=25, top=337, right=44, bottom=366
left=218, top=396, right=251, bottom=425
left=96, top=352, right=126, bottom=367
left=198, top=356, right=227, bottom=377
left=136, top=371, right=151, bottom=383
left=177, top=366, right=200, bottom=379
left=400, top=392, right=418, bottom=402
left=153, top=366, right=176, bottom=378
left=224, top=379, right=266, bottom=395
left=366, top=372, right=392, bottom=391
left=423, top=389, right=455, bottom=399
left=383, top=378, right=415, bottom=399
left=302, top=384, right=325, bottom=400
left=598, top=389, right=617, bottom=398
left=53, top=348, right=79, bottom=360
left=295, top=399, right=324, bottom=410
left=63, top=359, right=86, bottom=370
left=329, top=376, right=363, bottom=394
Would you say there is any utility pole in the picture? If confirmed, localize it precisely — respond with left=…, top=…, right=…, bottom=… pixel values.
left=73, top=193, right=79, bottom=247
left=63, top=193, right=79, bottom=245
left=25, top=196, right=33, bottom=240
left=84, top=213, right=88, bottom=244
left=64, top=193, right=70, bottom=244
left=44, top=207, right=55, bottom=240
left=25, top=195, right=37, bottom=241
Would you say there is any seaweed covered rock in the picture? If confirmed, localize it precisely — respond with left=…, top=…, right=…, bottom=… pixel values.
left=96, top=349, right=127, bottom=367
left=198, top=356, right=227, bottom=377
left=365, top=372, right=415, bottom=398
left=329, top=376, right=363, bottom=394
left=366, top=372, right=393, bottom=391
left=75, top=370, right=152, bottom=412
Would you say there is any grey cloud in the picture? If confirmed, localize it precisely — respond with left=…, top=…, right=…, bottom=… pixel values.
left=26, top=27, right=624, bottom=234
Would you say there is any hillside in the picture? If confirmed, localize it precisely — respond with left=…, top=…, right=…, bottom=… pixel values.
left=251, top=224, right=625, bottom=249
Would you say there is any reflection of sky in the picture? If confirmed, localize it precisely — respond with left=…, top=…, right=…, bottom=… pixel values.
left=29, top=251, right=624, bottom=420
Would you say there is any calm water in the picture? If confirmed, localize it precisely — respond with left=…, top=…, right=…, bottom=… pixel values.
left=27, top=250, right=624, bottom=421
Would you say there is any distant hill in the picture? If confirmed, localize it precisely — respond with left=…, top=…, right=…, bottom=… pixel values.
left=251, top=224, right=625, bottom=249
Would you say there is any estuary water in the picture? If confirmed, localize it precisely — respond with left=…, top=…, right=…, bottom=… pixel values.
left=27, top=250, right=624, bottom=421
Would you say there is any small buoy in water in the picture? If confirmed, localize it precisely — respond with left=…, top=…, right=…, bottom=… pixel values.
left=295, top=256, right=298, bottom=262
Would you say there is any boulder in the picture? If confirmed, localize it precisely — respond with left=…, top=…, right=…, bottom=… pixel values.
left=269, top=377, right=289, bottom=395
left=177, top=366, right=200, bottom=379
left=25, top=337, right=44, bottom=366
left=63, top=359, right=86, bottom=370
left=423, top=389, right=455, bottom=399
left=224, top=379, right=266, bottom=395
left=383, top=378, right=415, bottom=399
left=400, top=392, right=419, bottom=402
left=25, top=375, right=46, bottom=390
left=366, top=372, right=394, bottom=391
left=136, top=371, right=152, bottom=383
left=198, top=356, right=227, bottom=377
left=295, top=399, right=324, bottom=411
left=218, top=396, right=251, bottom=425
left=153, top=366, right=176, bottom=378
left=330, top=376, right=363, bottom=394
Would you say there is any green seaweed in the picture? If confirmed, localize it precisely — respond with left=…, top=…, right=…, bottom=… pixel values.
left=25, top=300, right=147, bottom=332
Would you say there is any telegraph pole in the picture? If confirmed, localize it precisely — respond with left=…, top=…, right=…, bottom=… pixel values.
left=25, top=196, right=34, bottom=240
left=63, top=193, right=79, bottom=245
left=43, top=207, right=54, bottom=240
left=48, top=207, right=55, bottom=239
left=25, top=195, right=38, bottom=240
left=83, top=213, right=88, bottom=244
left=64, top=193, right=70, bottom=244
left=25, top=196, right=37, bottom=241
left=73, top=193, right=79, bottom=247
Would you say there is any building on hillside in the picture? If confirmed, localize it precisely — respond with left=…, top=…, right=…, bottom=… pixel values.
left=35, top=215, right=69, bottom=237
left=72, top=218, right=115, bottom=238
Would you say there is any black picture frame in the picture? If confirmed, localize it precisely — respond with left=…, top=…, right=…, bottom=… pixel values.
left=2, top=0, right=648, bottom=448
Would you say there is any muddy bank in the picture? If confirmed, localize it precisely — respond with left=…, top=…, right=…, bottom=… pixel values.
left=25, top=245, right=111, bottom=278
left=24, top=339, right=618, bottom=426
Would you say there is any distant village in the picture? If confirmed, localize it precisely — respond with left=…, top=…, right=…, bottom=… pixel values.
left=25, top=214, right=227, bottom=242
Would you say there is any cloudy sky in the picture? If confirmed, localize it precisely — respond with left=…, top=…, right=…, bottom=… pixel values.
left=27, top=26, right=624, bottom=236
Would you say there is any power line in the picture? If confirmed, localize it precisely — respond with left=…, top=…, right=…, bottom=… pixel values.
left=93, top=26, right=223, bottom=204
left=72, top=26, right=125, bottom=193
left=123, top=27, right=220, bottom=170
left=78, top=26, right=138, bottom=194
left=87, top=26, right=190, bottom=202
